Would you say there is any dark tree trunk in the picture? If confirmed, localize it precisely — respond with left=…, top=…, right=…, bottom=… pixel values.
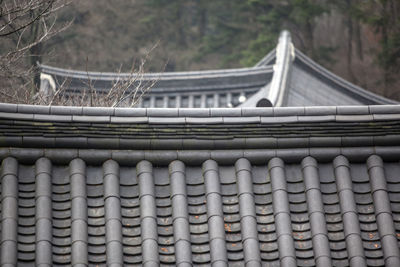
left=176, top=2, right=186, bottom=47
left=354, top=20, right=363, bottom=61
left=28, top=12, right=43, bottom=94
left=304, top=20, right=314, bottom=58
left=346, top=0, right=357, bottom=83
left=198, top=4, right=207, bottom=39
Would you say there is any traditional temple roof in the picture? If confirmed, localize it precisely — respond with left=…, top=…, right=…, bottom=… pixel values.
left=1, top=103, right=400, bottom=266
left=39, top=31, right=397, bottom=108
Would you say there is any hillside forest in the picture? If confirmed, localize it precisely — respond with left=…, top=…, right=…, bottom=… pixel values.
left=1, top=0, right=400, bottom=102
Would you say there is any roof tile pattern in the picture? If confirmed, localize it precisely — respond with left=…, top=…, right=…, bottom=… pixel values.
left=2, top=105, right=400, bottom=150
left=1, top=150, right=400, bottom=266
left=1, top=103, right=400, bottom=266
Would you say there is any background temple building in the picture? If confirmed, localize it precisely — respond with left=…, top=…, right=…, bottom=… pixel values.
left=1, top=32, right=400, bottom=266
left=39, top=31, right=397, bottom=108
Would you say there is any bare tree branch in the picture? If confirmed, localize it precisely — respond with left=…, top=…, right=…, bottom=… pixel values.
left=0, top=0, right=72, bottom=103
left=0, top=0, right=159, bottom=107
left=0, top=0, right=55, bottom=36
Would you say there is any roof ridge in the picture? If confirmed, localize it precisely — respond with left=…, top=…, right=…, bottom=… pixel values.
left=1, top=102, right=400, bottom=117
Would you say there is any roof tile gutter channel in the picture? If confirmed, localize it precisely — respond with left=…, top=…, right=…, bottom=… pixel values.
left=35, top=157, right=53, bottom=266
left=366, top=155, right=400, bottom=266
left=137, top=160, right=160, bottom=266
left=103, top=160, right=123, bottom=266
left=203, top=160, right=228, bottom=266
left=333, top=156, right=366, bottom=266
left=0, top=157, right=18, bottom=266
left=169, top=160, right=192, bottom=266
left=235, top=158, right=262, bottom=266
left=3, top=135, right=400, bottom=151
left=70, top=158, right=89, bottom=266
left=269, top=158, right=296, bottom=267
left=301, top=157, right=332, bottom=267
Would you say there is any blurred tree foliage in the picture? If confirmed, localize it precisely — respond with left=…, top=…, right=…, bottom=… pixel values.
left=138, top=0, right=327, bottom=67
left=355, top=0, right=400, bottom=96
left=326, top=0, right=400, bottom=96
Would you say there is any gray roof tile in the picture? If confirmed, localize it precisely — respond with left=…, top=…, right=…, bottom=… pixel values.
left=269, top=159, right=297, bottom=266
left=235, top=159, right=261, bottom=263
left=210, top=108, right=242, bottom=117
left=241, top=108, right=273, bottom=117
left=82, top=106, right=114, bottom=116
left=367, top=155, right=400, bottom=265
left=110, top=116, right=148, bottom=123
left=114, top=107, right=146, bottom=117
left=302, top=159, right=331, bottom=265
left=34, top=157, right=53, bottom=266
left=17, top=104, right=50, bottom=114
left=0, top=103, right=17, bottom=113
left=178, top=108, right=210, bottom=117
left=337, top=105, right=369, bottom=115
left=304, top=106, right=337, bottom=116
left=72, top=115, right=111, bottom=123
left=50, top=105, right=83, bottom=115
left=147, top=108, right=178, bottom=117
left=136, top=161, right=160, bottom=264
left=274, top=106, right=305, bottom=116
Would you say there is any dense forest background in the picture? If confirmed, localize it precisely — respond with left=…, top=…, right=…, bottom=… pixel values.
left=2, top=0, right=400, bottom=101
